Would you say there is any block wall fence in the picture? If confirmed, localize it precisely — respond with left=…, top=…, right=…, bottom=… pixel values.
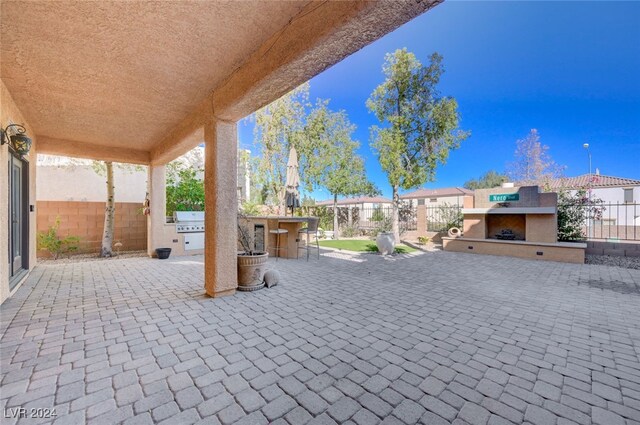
left=36, top=201, right=147, bottom=257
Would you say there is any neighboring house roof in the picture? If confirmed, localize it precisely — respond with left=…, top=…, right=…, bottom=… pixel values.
left=542, top=174, right=640, bottom=190
left=315, top=196, right=393, bottom=206
left=399, top=187, right=474, bottom=199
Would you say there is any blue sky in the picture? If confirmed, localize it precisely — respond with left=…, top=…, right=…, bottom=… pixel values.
left=238, top=1, right=640, bottom=200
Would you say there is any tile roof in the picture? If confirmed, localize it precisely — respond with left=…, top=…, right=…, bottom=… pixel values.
left=315, top=196, right=393, bottom=206
left=543, top=174, right=640, bottom=189
left=399, top=187, right=474, bottom=199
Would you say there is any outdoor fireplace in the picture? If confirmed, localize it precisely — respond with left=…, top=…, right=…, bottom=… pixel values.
left=486, top=214, right=525, bottom=241
left=442, top=184, right=587, bottom=264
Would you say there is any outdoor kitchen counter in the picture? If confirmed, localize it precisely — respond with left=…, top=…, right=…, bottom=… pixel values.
left=243, top=216, right=313, bottom=259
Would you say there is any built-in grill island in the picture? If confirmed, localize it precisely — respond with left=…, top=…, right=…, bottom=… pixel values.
left=174, top=211, right=205, bottom=251
left=443, top=184, right=586, bottom=263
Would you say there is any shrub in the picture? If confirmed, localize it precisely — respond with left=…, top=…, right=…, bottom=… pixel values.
left=371, top=206, right=386, bottom=222
left=341, top=225, right=360, bottom=238
left=240, top=201, right=261, bottom=216
left=435, top=203, right=463, bottom=232
left=557, top=188, right=604, bottom=241
left=367, top=215, right=393, bottom=237
left=37, top=217, right=80, bottom=259
left=417, top=236, right=430, bottom=245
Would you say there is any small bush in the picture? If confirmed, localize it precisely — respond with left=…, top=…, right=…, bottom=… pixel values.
left=341, top=225, right=360, bottom=238
left=37, top=217, right=80, bottom=259
left=417, top=236, right=430, bottom=245
left=240, top=201, right=261, bottom=216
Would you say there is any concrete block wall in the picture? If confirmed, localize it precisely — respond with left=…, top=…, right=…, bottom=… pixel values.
left=585, top=240, right=640, bottom=257
left=37, top=201, right=147, bottom=256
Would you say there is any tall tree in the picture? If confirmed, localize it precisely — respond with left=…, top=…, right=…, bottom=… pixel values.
left=100, top=161, right=115, bottom=257
left=506, top=129, right=564, bottom=185
left=304, top=102, right=379, bottom=238
left=464, top=170, right=508, bottom=190
left=254, top=83, right=309, bottom=213
left=367, top=49, right=469, bottom=242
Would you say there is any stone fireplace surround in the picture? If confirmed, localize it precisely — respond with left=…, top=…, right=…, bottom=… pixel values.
left=443, top=185, right=586, bottom=263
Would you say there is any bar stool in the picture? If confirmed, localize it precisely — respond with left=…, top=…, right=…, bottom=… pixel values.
left=269, top=221, right=288, bottom=261
left=297, top=217, right=320, bottom=261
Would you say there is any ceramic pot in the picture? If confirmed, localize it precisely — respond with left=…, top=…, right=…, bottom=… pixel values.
left=237, top=252, right=269, bottom=291
left=376, top=232, right=396, bottom=255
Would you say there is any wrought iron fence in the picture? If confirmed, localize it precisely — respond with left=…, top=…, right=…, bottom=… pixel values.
left=425, top=205, right=463, bottom=232
left=307, top=204, right=417, bottom=234
left=567, top=202, right=640, bottom=241
left=304, top=202, right=639, bottom=240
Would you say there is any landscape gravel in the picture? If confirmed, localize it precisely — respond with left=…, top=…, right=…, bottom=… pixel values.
left=586, top=254, right=640, bottom=270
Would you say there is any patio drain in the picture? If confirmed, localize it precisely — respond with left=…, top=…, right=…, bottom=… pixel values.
left=578, top=278, right=640, bottom=295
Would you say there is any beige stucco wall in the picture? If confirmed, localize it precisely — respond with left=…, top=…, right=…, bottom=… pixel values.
left=1, top=79, right=37, bottom=305
left=37, top=164, right=148, bottom=202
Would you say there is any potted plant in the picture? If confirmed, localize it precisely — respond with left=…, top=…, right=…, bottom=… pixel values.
left=237, top=214, right=269, bottom=291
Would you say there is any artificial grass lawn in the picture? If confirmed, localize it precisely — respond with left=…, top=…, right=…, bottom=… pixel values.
left=318, top=239, right=417, bottom=254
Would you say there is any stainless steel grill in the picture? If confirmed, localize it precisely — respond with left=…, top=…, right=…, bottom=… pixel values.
left=174, top=211, right=205, bottom=233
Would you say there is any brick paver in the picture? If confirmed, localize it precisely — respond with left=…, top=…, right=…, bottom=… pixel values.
left=1, top=249, right=640, bottom=424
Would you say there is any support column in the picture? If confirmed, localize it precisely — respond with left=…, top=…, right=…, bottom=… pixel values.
left=417, top=204, right=427, bottom=235
left=147, top=165, right=166, bottom=257
left=204, top=119, right=238, bottom=297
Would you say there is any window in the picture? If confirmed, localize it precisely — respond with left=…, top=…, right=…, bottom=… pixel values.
left=430, top=198, right=437, bottom=203
left=623, top=188, right=634, bottom=203
left=417, top=199, right=425, bottom=206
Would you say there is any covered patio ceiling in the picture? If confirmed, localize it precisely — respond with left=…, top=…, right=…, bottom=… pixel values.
left=1, top=0, right=441, bottom=165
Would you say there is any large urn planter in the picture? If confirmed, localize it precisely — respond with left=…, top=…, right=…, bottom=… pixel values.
left=237, top=252, right=269, bottom=291
left=376, top=232, right=396, bottom=255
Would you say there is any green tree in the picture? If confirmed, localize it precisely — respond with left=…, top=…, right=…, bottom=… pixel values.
left=304, top=102, right=379, bottom=238
left=506, top=129, right=564, bottom=185
left=367, top=49, right=469, bottom=242
left=253, top=83, right=310, bottom=212
left=166, top=167, right=205, bottom=217
left=464, top=170, right=508, bottom=190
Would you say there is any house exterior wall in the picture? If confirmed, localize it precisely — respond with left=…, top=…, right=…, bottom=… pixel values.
left=405, top=194, right=471, bottom=207
left=1, top=79, right=37, bottom=305
left=564, top=186, right=640, bottom=228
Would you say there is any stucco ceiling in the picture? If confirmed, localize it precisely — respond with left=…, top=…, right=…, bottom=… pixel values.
left=0, top=1, right=311, bottom=151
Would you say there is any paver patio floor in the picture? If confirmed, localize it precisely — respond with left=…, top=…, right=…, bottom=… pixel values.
left=1, top=250, right=640, bottom=425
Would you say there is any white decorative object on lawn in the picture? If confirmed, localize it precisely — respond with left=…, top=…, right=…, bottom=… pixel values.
left=376, top=232, right=396, bottom=255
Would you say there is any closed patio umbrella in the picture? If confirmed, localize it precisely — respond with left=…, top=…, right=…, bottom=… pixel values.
left=285, top=146, right=300, bottom=216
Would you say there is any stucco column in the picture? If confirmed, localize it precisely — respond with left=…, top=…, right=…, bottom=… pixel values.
left=204, top=119, right=237, bottom=297
left=417, top=204, right=426, bottom=235
left=147, top=165, right=166, bottom=257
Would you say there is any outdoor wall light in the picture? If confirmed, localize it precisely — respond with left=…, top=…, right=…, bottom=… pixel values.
left=1, top=123, right=32, bottom=156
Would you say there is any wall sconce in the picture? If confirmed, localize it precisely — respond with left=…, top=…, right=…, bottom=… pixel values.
left=1, top=123, right=32, bottom=157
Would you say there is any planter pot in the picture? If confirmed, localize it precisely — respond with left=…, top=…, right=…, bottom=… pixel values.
left=155, top=248, right=172, bottom=259
left=376, top=232, right=396, bottom=255
left=237, top=252, right=269, bottom=291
